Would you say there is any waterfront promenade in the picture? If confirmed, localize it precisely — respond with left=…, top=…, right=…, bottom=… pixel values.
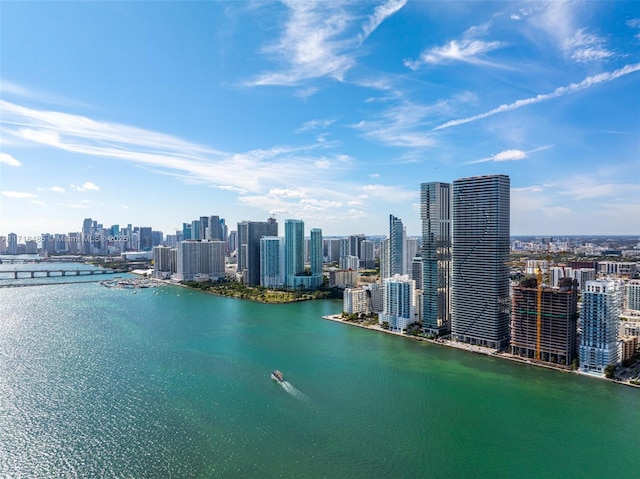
left=322, top=314, right=640, bottom=388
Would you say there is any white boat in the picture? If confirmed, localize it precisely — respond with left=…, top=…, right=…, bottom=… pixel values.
left=271, top=370, right=284, bottom=383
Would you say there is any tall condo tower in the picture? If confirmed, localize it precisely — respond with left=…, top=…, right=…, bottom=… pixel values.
left=420, top=182, right=451, bottom=335
left=451, top=174, right=510, bottom=350
left=389, top=215, right=405, bottom=277
left=579, top=279, right=623, bottom=375
left=244, top=218, right=278, bottom=285
left=310, top=228, right=323, bottom=278
left=285, top=219, right=305, bottom=288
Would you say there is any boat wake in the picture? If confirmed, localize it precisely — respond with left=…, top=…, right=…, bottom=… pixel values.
left=279, top=381, right=309, bottom=402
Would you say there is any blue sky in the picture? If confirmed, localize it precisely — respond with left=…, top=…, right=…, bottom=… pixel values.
left=1, top=1, right=639, bottom=238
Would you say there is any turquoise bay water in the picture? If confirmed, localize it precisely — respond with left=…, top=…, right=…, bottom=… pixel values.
left=1, top=283, right=638, bottom=478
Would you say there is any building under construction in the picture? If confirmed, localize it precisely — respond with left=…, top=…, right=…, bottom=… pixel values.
left=510, top=277, right=579, bottom=366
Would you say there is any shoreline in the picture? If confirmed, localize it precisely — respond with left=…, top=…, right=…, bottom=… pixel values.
left=322, top=314, right=640, bottom=389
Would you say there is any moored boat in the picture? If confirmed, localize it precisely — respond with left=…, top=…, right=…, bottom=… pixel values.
left=271, top=370, right=284, bottom=382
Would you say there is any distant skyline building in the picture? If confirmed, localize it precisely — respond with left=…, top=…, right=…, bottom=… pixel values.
left=420, top=181, right=451, bottom=335
left=580, top=279, right=623, bottom=375
left=7, top=232, right=17, bottom=255
left=389, top=215, right=405, bottom=277
left=360, top=240, right=376, bottom=269
left=625, top=280, right=640, bottom=312
left=139, top=227, right=152, bottom=251
left=451, top=174, right=510, bottom=350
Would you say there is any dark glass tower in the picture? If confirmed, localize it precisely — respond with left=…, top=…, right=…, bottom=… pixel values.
left=451, top=174, right=510, bottom=350
left=420, top=182, right=451, bottom=335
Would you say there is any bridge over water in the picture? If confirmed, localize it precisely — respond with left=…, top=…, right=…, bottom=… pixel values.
left=0, top=269, right=125, bottom=279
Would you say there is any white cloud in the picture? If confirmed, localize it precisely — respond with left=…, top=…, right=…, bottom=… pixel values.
left=247, top=1, right=405, bottom=87
left=50, top=186, right=65, bottom=193
left=0, top=152, right=21, bottom=166
left=295, top=118, right=335, bottom=133
left=71, top=182, right=100, bottom=192
left=405, top=39, right=504, bottom=69
left=434, top=63, right=640, bottom=130
left=360, top=0, right=407, bottom=41
left=564, top=29, right=614, bottom=63
left=0, top=100, right=350, bottom=197
left=467, top=145, right=553, bottom=164
left=268, top=188, right=306, bottom=198
left=30, top=199, right=46, bottom=206
left=2, top=191, right=38, bottom=199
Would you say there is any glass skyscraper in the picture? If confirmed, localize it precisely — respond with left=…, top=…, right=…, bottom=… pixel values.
left=285, top=219, right=305, bottom=288
left=389, top=215, right=404, bottom=277
left=420, top=182, right=451, bottom=335
left=451, top=174, right=510, bottom=350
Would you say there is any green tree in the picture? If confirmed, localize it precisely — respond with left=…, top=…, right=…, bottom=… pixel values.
left=604, top=363, right=617, bottom=379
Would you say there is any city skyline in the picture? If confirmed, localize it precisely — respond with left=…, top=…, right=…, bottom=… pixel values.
left=1, top=1, right=639, bottom=237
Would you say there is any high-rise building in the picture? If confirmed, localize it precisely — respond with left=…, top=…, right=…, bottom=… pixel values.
left=451, top=174, right=510, bottom=350
left=343, top=287, right=371, bottom=314
left=237, top=221, right=249, bottom=277
left=420, top=181, right=451, bottom=335
left=151, top=231, right=163, bottom=247
left=81, top=218, right=93, bottom=254
left=139, top=227, right=153, bottom=251
left=310, top=228, right=323, bottom=278
left=175, top=240, right=226, bottom=281
left=153, top=245, right=176, bottom=279
left=411, top=256, right=423, bottom=291
left=389, top=215, right=405, bottom=277
left=182, top=222, right=192, bottom=241
left=245, top=218, right=278, bottom=285
left=227, top=230, right=238, bottom=255
left=360, top=240, right=376, bottom=269
left=379, top=239, right=390, bottom=280
left=0, top=236, right=7, bottom=254
left=379, top=274, right=416, bottom=332
left=625, top=279, right=640, bottom=312
left=7, top=233, right=18, bottom=254
left=191, top=220, right=202, bottom=241
left=579, top=279, right=623, bottom=375
left=285, top=219, right=305, bottom=288
left=260, top=236, right=285, bottom=287
left=404, top=237, right=419, bottom=277
left=511, top=278, right=579, bottom=366
left=349, top=234, right=366, bottom=260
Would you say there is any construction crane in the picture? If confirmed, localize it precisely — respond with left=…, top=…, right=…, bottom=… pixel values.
left=536, top=267, right=542, bottom=361
left=536, top=238, right=552, bottom=362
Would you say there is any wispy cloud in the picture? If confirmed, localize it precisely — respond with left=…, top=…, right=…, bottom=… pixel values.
left=564, top=29, right=614, bottom=63
left=2, top=191, right=38, bottom=199
left=247, top=1, right=406, bottom=87
left=467, top=144, right=553, bottom=164
left=0, top=152, right=21, bottom=166
left=405, top=39, right=504, bottom=70
left=360, top=0, right=407, bottom=42
left=295, top=118, right=335, bottom=133
left=434, top=63, right=640, bottom=130
left=50, top=186, right=65, bottom=193
left=71, top=182, right=100, bottom=192
left=351, top=100, right=444, bottom=148
left=0, top=99, right=350, bottom=196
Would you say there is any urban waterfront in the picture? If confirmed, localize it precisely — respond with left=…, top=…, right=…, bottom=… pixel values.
left=1, top=282, right=638, bottom=478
